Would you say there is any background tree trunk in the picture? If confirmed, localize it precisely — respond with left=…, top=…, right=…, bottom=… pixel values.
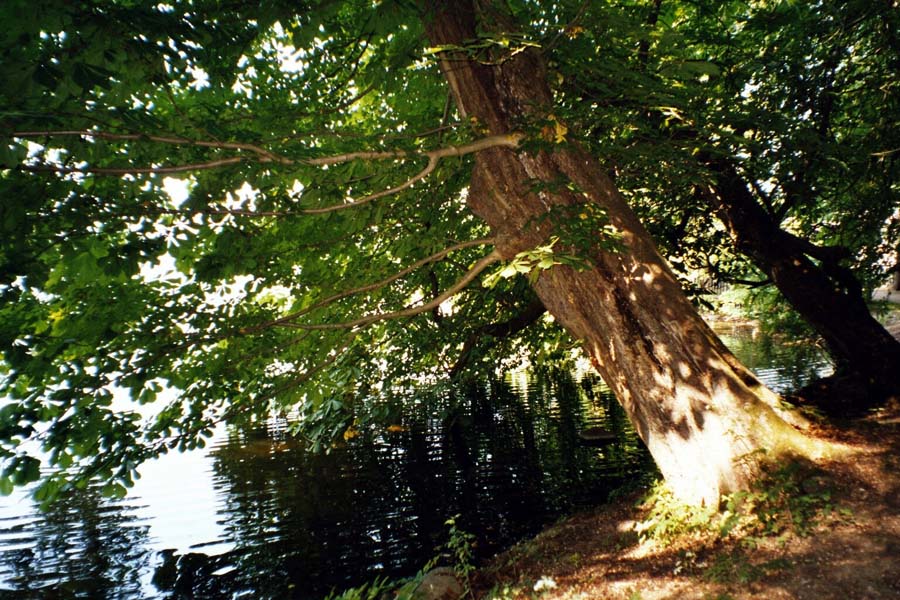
left=425, top=0, right=827, bottom=505
left=705, top=159, right=900, bottom=413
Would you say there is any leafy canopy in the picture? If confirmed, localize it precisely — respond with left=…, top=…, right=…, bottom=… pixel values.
left=0, top=0, right=572, bottom=503
left=1, top=0, right=897, bottom=503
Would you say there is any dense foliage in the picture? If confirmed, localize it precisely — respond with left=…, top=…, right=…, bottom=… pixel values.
left=549, top=0, right=899, bottom=308
left=1, top=0, right=896, bottom=502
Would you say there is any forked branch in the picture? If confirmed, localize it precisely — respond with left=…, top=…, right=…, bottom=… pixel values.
left=285, top=249, right=502, bottom=331
left=239, top=237, right=496, bottom=335
left=13, top=130, right=522, bottom=213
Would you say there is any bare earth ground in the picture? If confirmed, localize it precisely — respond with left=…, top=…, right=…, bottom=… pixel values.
left=472, top=404, right=900, bottom=600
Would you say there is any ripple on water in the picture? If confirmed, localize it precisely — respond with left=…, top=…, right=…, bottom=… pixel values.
left=0, top=338, right=823, bottom=598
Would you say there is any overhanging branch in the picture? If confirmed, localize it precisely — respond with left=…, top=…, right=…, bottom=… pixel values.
left=12, top=130, right=521, bottom=172
left=239, top=237, right=496, bottom=335
left=13, top=130, right=289, bottom=163
left=284, top=249, right=502, bottom=331
left=449, top=297, right=546, bottom=377
left=19, top=156, right=247, bottom=175
left=297, top=156, right=438, bottom=214
left=13, top=130, right=522, bottom=213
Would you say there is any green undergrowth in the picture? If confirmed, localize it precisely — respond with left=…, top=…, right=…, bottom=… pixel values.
left=324, top=515, right=476, bottom=600
left=323, top=575, right=398, bottom=600
left=634, top=462, right=852, bottom=583
left=323, top=564, right=433, bottom=600
left=637, top=462, right=847, bottom=544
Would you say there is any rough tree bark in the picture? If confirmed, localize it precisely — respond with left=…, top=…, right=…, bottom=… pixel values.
left=425, top=0, right=829, bottom=505
left=704, top=159, right=900, bottom=414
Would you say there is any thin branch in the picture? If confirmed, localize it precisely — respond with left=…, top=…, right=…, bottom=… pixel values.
left=747, top=176, right=776, bottom=216
left=298, top=156, right=438, bottom=214
left=110, top=207, right=305, bottom=218
left=720, top=276, right=772, bottom=288
left=13, top=130, right=288, bottom=163
left=239, top=237, right=496, bottom=335
left=163, top=85, right=221, bottom=143
left=637, top=0, right=663, bottom=70
left=284, top=249, right=502, bottom=331
left=545, top=0, right=591, bottom=52
left=318, top=82, right=377, bottom=116
left=449, top=297, right=546, bottom=377
left=261, top=123, right=458, bottom=145
left=438, top=91, right=454, bottom=145
left=19, top=156, right=247, bottom=175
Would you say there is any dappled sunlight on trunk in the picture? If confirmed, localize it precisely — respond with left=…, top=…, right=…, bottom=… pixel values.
left=425, top=0, right=837, bottom=505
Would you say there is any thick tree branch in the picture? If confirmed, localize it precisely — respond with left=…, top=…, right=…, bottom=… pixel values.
left=302, top=133, right=522, bottom=167
left=637, top=0, right=664, bottom=69
left=13, top=130, right=521, bottom=170
left=283, top=249, right=502, bottom=331
left=746, top=175, right=776, bottom=216
left=13, top=132, right=522, bottom=213
left=295, top=134, right=522, bottom=213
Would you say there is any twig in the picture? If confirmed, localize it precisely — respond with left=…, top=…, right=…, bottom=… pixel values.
left=19, top=156, right=247, bottom=175
left=251, top=331, right=359, bottom=407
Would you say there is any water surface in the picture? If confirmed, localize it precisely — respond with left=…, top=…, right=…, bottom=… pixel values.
left=0, top=329, right=829, bottom=599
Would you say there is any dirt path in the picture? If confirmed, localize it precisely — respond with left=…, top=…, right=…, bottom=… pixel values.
left=473, top=407, right=900, bottom=600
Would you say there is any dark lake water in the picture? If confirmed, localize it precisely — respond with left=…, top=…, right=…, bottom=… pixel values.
left=0, top=326, right=830, bottom=599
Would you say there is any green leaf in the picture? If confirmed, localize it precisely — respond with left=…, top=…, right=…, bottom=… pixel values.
left=100, top=482, right=128, bottom=499
left=0, top=141, right=28, bottom=168
left=9, top=456, right=41, bottom=486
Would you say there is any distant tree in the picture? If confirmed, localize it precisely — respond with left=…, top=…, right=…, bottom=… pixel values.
left=1, top=0, right=837, bottom=506
left=550, top=0, right=900, bottom=411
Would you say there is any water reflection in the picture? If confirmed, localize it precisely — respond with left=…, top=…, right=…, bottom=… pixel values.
left=0, top=334, right=826, bottom=599
left=713, top=324, right=832, bottom=391
left=158, top=371, right=651, bottom=599
left=0, top=489, right=154, bottom=598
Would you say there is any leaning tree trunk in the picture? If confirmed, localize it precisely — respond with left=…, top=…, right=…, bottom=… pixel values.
left=704, top=160, right=900, bottom=413
left=425, top=0, right=828, bottom=505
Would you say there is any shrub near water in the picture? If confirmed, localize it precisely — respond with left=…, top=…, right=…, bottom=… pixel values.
left=324, top=515, right=477, bottom=600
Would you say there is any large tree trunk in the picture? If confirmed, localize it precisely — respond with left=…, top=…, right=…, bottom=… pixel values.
left=425, top=1, right=828, bottom=505
left=705, top=159, right=900, bottom=413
